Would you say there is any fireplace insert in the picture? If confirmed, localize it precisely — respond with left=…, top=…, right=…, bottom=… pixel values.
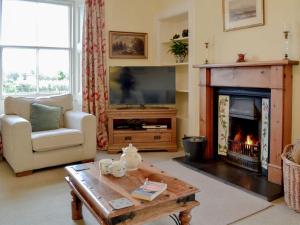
left=216, top=88, right=270, bottom=175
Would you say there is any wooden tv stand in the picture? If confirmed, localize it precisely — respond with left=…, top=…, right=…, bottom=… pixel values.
left=107, top=108, right=177, bottom=153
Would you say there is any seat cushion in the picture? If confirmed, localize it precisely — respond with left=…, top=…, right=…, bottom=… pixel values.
left=31, top=128, right=84, bottom=152
left=30, top=103, right=62, bottom=132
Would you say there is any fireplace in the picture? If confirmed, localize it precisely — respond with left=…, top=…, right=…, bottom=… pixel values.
left=217, top=88, right=270, bottom=175
left=194, top=60, right=299, bottom=185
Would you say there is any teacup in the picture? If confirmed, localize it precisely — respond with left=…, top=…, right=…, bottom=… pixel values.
left=109, top=160, right=126, bottom=178
left=99, top=159, right=113, bottom=175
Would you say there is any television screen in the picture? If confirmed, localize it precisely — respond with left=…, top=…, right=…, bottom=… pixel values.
left=109, top=66, right=176, bottom=105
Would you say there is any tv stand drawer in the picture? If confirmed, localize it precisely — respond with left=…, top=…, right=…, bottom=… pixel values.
left=114, top=132, right=171, bottom=143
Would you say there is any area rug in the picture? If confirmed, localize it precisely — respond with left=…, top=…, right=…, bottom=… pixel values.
left=153, top=160, right=272, bottom=225
left=0, top=160, right=271, bottom=225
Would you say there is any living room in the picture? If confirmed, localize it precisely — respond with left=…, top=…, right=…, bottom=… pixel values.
left=1, top=0, right=300, bottom=225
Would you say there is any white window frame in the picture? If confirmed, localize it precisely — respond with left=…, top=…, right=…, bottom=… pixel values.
left=0, top=0, right=81, bottom=99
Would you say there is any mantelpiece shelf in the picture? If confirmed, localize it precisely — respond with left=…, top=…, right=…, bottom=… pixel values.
left=193, top=60, right=299, bottom=68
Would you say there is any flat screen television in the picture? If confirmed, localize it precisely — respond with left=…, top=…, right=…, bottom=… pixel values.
left=109, top=66, right=176, bottom=106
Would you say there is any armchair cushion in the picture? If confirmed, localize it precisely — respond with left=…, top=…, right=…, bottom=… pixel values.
left=30, top=103, right=62, bottom=131
left=31, top=128, right=84, bottom=152
left=4, top=97, right=34, bottom=120
left=35, top=94, right=73, bottom=127
left=4, top=94, right=73, bottom=127
left=35, top=94, right=73, bottom=112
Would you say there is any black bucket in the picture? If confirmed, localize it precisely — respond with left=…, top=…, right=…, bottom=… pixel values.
left=182, top=136, right=207, bottom=162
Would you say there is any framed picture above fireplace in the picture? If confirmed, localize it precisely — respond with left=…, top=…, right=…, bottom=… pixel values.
left=223, top=0, right=265, bottom=31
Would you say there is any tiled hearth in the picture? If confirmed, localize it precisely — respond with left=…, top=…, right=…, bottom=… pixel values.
left=174, top=157, right=283, bottom=201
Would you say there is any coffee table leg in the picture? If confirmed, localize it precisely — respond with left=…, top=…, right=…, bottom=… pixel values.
left=179, top=209, right=192, bottom=225
left=71, top=190, right=83, bottom=220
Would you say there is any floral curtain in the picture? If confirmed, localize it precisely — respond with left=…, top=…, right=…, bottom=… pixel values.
left=82, top=0, right=108, bottom=150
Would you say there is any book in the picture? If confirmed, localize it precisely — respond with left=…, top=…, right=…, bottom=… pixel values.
left=131, top=179, right=167, bottom=201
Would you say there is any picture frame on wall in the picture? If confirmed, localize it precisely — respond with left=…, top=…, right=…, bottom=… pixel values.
left=223, top=0, right=264, bottom=31
left=109, top=31, right=148, bottom=59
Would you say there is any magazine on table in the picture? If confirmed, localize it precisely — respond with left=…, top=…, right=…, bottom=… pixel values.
left=131, top=178, right=167, bottom=201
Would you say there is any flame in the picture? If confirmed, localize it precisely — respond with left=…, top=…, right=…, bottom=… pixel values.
left=245, top=135, right=253, bottom=145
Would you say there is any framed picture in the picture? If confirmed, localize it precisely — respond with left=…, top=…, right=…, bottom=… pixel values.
left=223, top=0, right=264, bottom=31
left=109, top=31, right=148, bottom=59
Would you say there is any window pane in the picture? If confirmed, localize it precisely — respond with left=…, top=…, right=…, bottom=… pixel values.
left=37, top=3, right=70, bottom=47
left=2, top=48, right=37, bottom=95
left=1, top=0, right=70, bottom=47
left=1, top=0, right=37, bottom=46
left=39, top=50, right=70, bottom=94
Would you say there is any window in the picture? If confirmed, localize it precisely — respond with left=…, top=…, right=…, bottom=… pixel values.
left=0, top=0, right=73, bottom=96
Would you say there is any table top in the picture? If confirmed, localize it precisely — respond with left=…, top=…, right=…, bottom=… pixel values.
left=65, top=162, right=199, bottom=220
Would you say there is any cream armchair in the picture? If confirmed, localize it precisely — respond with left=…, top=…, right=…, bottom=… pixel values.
left=1, top=94, right=96, bottom=176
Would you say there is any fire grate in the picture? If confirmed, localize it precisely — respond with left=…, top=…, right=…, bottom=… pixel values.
left=227, top=140, right=261, bottom=172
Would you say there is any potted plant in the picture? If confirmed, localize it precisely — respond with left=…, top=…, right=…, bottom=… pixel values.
left=168, top=40, right=188, bottom=63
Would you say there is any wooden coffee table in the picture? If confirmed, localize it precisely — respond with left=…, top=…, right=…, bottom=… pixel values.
left=65, top=162, right=199, bottom=225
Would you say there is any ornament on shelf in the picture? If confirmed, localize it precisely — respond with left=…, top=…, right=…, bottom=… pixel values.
left=236, top=53, right=246, bottom=63
left=283, top=23, right=290, bottom=59
left=182, top=29, right=188, bottom=37
left=172, top=34, right=180, bottom=39
left=283, top=30, right=290, bottom=59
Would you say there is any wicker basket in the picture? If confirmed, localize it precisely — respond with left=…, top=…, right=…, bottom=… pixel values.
left=281, top=144, right=300, bottom=213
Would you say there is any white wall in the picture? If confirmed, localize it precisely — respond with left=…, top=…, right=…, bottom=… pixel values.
left=193, top=0, right=300, bottom=141
left=105, top=0, right=184, bottom=66
left=105, top=0, right=300, bottom=141
left=106, top=0, right=162, bottom=66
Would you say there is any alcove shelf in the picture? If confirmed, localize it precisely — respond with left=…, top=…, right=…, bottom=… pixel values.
left=157, top=8, right=190, bottom=147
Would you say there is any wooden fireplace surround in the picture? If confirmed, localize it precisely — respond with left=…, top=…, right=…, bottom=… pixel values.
left=194, top=60, right=299, bottom=185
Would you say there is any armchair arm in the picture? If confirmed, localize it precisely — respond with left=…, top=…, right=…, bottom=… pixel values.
left=64, top=111, right=96, bottom=158
left=64, top=111, right=96, bottom=131
left=1, top=115, right=33, bottom=172
left=2, top=115, right=31, bottom=127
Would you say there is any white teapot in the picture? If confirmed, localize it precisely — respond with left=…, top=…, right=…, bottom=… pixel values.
left=120, top=143, right=142, bottom=171
left=109, top=160, right=126, bottom=178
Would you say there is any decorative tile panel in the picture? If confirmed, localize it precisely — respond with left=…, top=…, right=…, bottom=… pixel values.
left=261, top=98, right=270, bottom=171
left=218, top=95, right=230, bottom=156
